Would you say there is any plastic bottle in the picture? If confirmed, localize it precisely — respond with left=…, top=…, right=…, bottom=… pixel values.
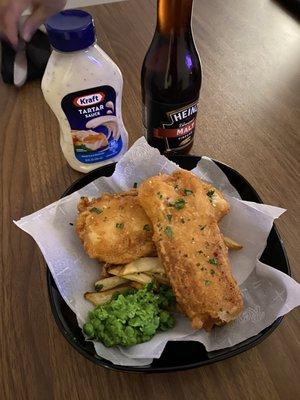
left=42, top=10, right=128, bottom=173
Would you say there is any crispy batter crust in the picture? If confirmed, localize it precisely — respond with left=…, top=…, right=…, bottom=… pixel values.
left=138, top=170, right=243, bottom=330
left=76, top=190, right=156, bottom=264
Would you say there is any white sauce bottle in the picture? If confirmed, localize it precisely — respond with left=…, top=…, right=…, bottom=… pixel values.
left=42, top=10, right=128, bottom=173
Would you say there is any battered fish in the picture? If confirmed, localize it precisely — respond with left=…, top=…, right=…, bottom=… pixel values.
left=138, top=170, right=243, bottom=330
left=76, top=176, right=229, bottom=265
left=201, top=182, right=229, bottom=221
left=76, top=191, right=155, bottom=264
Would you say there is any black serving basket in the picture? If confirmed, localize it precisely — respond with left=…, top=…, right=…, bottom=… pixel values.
left=47, top=155, right=290, bottom=372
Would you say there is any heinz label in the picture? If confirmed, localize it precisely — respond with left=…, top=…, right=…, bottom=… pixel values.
left=143, top=99, right=199, bottom=154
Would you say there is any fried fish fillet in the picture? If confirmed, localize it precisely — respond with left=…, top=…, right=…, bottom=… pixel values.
left=76, top=176, right=229, bottom=265
left=76, top=190, right=155, bottom=264
left=138, top=170, right=243, bottom=330
left=201, top=182, right=230, bottom=221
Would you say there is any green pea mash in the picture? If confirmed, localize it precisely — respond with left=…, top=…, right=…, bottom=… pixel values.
left=83, top=284, right=176, bottom=347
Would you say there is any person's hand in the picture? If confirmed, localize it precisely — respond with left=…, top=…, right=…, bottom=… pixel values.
left=0, top=0, right=67, bottom=47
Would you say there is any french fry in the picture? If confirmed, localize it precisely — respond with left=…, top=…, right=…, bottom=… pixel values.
left=121, top=273, right=153, bottom=284
left=100, top=263, right=113, bottom=279
left=94, top=276, right=128, bottom=292
left=130, top=281, right=144, bottom=290
left=84, top=285, right=131, bottom=306
left=108, top=266, right=124, bottom=276
left=224, top=236, right=243, bottom=250
left=122, top=257, right=164, bottom=275
left=152, top=273, right=170, bottom=285
left=109, top=257, right=164, bottom=276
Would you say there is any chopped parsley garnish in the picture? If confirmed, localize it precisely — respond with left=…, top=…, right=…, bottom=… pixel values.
left=157, top=192, right=163, bottom=199
left=95, top=284, right=104, bottom=292
left=208, top=257, right=219, bottom=265
left=204, top=280, right=212, bottom=286
left=133, top=182, right=138, bottom=188
left=116, top=222, right=124, bottom=229
left=169, top=198, right=186, bottom=210
left=143, top=224, right=151, bottom=231
left=199, top=225, right=206, bottom=231
left=166, top=214, right=172, bottom=222
left=206, top=190, right=215, bottom=202
left=90, top=207, right=103, bottom=214
left=210, top=269, right=216, bottom=276
left=184, top=189, right=193, bottom=196
left=164, top=226, right=173, bottom=238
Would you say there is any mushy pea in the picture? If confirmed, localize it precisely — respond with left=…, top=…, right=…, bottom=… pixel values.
left=83, top=284, right=176, bottom=347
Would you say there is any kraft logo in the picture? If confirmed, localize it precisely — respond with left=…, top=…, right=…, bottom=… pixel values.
left=73, top=92, right=105, bottom=107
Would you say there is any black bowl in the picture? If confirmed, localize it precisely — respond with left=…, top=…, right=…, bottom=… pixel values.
left=47, top=155, right=290, bottom=372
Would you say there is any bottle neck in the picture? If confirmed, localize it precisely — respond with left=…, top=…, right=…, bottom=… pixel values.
left=53, top=42, right=97, bottom=54
left=157, top=0, right=193, bottom=35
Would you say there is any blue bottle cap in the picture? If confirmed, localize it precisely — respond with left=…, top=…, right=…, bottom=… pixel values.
left=45, top=10, right=96, bottom=52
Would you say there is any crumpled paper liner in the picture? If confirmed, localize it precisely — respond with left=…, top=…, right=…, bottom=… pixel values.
left=15, top=138, right=300, bottom=366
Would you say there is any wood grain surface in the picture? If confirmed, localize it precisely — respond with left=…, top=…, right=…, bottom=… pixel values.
left=1, top=0, right=300, bottom=399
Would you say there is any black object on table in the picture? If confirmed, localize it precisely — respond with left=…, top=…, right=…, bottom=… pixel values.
left=0, top=29, right=51, bottom=85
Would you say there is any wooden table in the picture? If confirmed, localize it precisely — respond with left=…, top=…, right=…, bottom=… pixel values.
left=1, top=0, right=299, bottom=398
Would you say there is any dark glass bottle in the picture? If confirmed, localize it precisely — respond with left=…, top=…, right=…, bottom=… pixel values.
left=141, top=0, right=202, bottom=155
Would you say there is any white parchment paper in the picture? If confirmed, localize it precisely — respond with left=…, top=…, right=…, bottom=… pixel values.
left=15, top=138, right=300, bottom=366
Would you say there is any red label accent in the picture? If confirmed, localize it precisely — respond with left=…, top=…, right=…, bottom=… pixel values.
left=153, top=119, right=195, bottom=138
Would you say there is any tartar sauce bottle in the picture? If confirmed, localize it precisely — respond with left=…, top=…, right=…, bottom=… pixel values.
left=42, top=10, right=128, bottom=173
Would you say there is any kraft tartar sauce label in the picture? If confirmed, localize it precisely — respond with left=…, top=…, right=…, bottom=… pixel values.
left=61, top=85, right=122, bottom=164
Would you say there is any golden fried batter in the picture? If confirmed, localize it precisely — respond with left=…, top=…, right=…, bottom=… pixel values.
left=76, top=190, right=156, bottom=264
left=77, top=176, right=229, bottom=266
left=138, top=170, right=243, bottom=330
left=201, top=182, right=230, bottom=221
